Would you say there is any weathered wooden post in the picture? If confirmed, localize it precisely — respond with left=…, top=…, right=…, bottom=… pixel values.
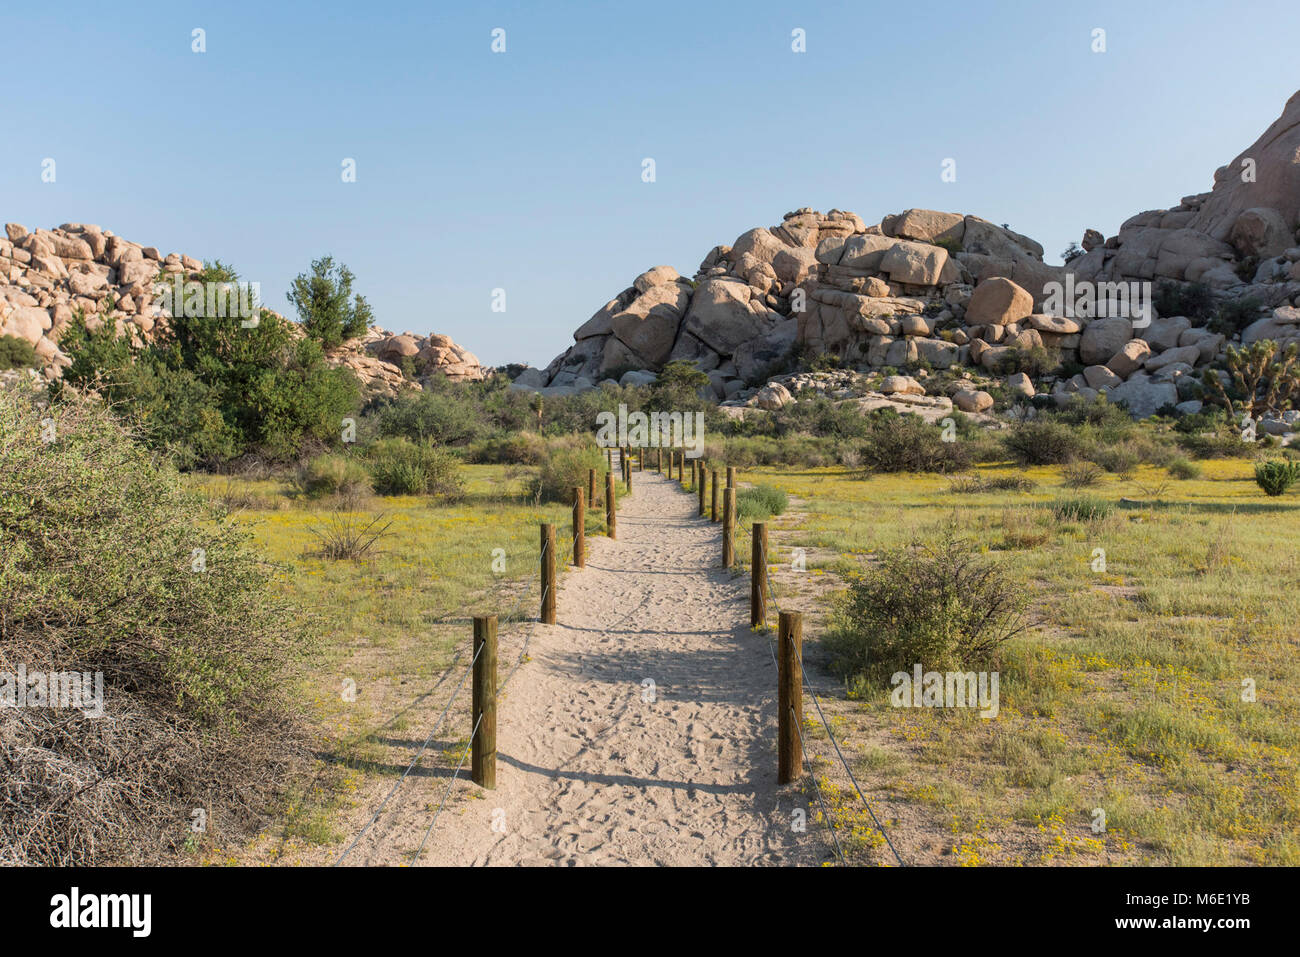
left=657, top=448, right=663, bottom=473
left=722, top=487, right=736, bottom=568
left=711, top=469, right=720, bottom=522
left=606, top=471, right=616, bottom=539
left=698, top=463, right=707, bottom=516
left=572, top=486, right=585, bottom=568
left=727, top=466, right=736, bottom=490
left=751, top=522, right=768, bottom=628
left=588, top=467, right=597, bottom=510
left=471, top=614, right=497, bottom=788
left=778, top=611, right=803, bottom=785
left=540, top=524, right=557, bottom=624
left=676, top=450, right=684, bottom=484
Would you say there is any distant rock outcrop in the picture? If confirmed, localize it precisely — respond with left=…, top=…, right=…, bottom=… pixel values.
left=516, top=90, right=1300, bottom=418
left=0, top=222, right=485, bottom=394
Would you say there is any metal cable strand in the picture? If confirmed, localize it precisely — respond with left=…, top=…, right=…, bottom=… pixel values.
left=410, top=710, right=484, bottom=865
left=790, top=705, right=846, bottom=865
left=333, top=638, right=485, bottom=866
left=764, top=537, right=905, bottom=867
left=798, top=656, right=906, bottom=867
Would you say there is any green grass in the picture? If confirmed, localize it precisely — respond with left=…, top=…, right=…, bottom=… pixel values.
left=737, top=459, right=1300, bottom=865
left=186, top=465, right=594, bottom=859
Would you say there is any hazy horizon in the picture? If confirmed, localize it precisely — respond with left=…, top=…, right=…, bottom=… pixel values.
left=4, top=0, right=1298, bottom=368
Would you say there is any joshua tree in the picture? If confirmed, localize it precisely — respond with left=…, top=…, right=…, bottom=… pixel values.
left=1202, top=340, right=1300, bottom=421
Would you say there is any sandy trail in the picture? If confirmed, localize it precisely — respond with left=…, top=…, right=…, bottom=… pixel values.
left=419, top=469, right=832, bottom=866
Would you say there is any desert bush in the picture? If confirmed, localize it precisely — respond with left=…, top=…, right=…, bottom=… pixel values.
left=1052, top=495, right=1113, bottom=522
left=736, top=484, right=789, bottom=523
left=1177, top=429, right=1257, bottom=460
left=58, top=270, right=361, bottom=469
left=370, top=385, right=488, bottom=446
left=948, top=474, right=1035, bottom=494
left=0, top=390, right=312, bottom=864
left=1153, top=280, right=1215, bottom=322
left=859, top=410, right=971, bottom=473
left=0, top=334, right=40, bottom=370
left=1254, top=459, right=1300, bottom=497
left=824, top=532, right=1026, bottom=678
left=306, top=510, right=394, bottom=560
left=298, top=452, right=373, bottom=499
left=530, top=441, right=607, bottom=504
left=1165, top=456, right=1203, bottom=480
left=1087, top=444, right=1139, bottom=478
left=466, top=430, right=548, bottom=465
left=1062, top=461, right=1105, bottom=488
left=1003, top=419, right=1086, bottom=465
left=365, top=438, right=464, bottom=497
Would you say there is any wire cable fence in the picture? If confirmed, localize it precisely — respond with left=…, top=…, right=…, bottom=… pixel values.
left=747, top=499, right=907, bottom=867
left=332, top=484, right=592, bottom=865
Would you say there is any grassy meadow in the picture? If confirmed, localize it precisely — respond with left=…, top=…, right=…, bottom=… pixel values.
left=734, top=459, right=1300, bottom=865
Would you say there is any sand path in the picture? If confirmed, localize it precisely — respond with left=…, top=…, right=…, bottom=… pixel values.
left=419, top=469, right=832, bottom=866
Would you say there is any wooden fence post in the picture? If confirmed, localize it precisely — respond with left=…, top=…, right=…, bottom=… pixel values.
left=588, top=468, right=596, bottom=510
left=472, top=614, right=497, bottom=789
left=698, top=463, right=706, bottom=516
left=722, top=487, right=736, bottom=568
left=540, top=523, right=557, bottom=624
left=711, top=469, right=720, bottom=522
left=676, top=450, right=684, bottom=484
left=727, top=466, right=736, bottom=490
left=606, top=471, right=616, bottom=539
left=778, top=611, right=803, bottom=785
left=572, top=486, right=585, bottom=568
left=751, top=522, right=768, bottom=628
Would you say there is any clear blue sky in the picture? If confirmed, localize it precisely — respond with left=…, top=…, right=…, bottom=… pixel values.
left=3, top=0, right=1297, bottom=368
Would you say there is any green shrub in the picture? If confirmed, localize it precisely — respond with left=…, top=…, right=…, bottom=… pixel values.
left=530, top=441, right=607, bottom=504
left=1165, top=456, right=1202, bottom=480
left=1052, top=495, right=1113, bottom=522
left=466, top=431, right=548, bottom=465
left=286, top=255, right=373, bottom=348
left=57, top=277, right=361, bottom=469
left=365, top=438, right=464, bottom=497
left=1004, top=419, right=1086, bottom=465
left=1254, top=459, right=1300, bottom=497
left=859, top=411, right=971, bottom=473
left=298, top=452, right=373, bottom=499
left=0, top=389, right=311, bottom=863
left=823, top=532, right=1026, bottom=678
left=1153, top=280, right=1215, bottom=322
left=1088, top=444, right=1140, bottom=478
left=948, top=474, right=1036, bottom=493
left=1062, top=461, right=1105, bottom=488
left=0, top=334, right=40, bottom=370
left=370, top=386, right=488, bottom=446
left=736, top=483, right=789, bottom=523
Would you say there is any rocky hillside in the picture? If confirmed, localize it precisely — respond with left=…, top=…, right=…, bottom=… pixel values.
left=0, top=224, right=484, bottom=393
left=517, top=90, right=1300, bottom=421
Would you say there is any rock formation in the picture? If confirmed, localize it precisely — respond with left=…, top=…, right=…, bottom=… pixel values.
left=0, top=222, right=485, bottom=394
left=516, top=90, right=1300, bottom=420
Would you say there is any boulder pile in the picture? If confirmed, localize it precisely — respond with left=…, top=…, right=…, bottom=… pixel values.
left=516, top=90, right=1300, bottom=420
left=0, top=222, right=485, bottom=394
